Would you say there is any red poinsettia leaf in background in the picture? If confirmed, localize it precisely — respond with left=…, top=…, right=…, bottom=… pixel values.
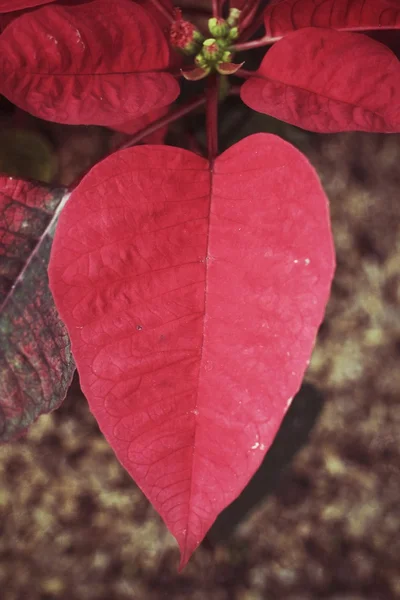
left=49, top=134, right=335, bottom=568
left=241, top=28, right=400, bottom=133
left=264, top=0, right=400, bottom=36
left=0, top=1, right=116, bottom=33
left=0, top=0, right=179, bottom=126
left=112, top=107, right=169, bottom=144
left=0, top=176, right=74, bottom=442
left=0, top=0, right=53, bottom=12
left=137, top=0, right=173, bottom=33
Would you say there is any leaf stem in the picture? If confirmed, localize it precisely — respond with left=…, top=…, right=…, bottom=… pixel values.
left=206, top=74, right=219, bottom=167
left=147, top=0, right=174, bottom=24
left=116, top=96, right=206, bottom=151
left=231, top=35, right=281, bottom=51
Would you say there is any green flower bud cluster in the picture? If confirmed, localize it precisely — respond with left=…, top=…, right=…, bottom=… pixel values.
left=193, top=10, right=240, bottom=76
left=174, top=8, right=243, bottom=81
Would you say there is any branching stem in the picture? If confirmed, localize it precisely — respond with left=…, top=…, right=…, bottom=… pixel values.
left=115, top=96, right=206, bottom=151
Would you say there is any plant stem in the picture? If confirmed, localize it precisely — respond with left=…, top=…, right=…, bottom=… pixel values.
left=116, top=96, right=206, bottom=151
left=206, top=74, right=219, bottom=167
left=231, top=35, right=281, bottom=51
left=147, top=0, right=174, bottom=24
left=212, top=0, right=219, bottom=18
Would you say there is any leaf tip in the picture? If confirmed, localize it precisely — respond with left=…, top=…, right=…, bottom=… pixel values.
left=177, top=539, right=199, bottom=572
left=174, top=526, right=204, bottom=571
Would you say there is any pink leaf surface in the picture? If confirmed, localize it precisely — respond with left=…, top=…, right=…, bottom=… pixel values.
left=49, top=134, right=335, bottom=568
left=0, top=0, right=53, bottom=12
left=0, top=177, right=74, bottom=442
left=0, top=0, right=179, bottom=126
left=265, top=0, right=400, bottom=36
left=241, top=28, right=400, bottom=133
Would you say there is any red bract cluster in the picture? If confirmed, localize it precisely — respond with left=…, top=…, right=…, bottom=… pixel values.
left=0, top=0, right=399, bottom=569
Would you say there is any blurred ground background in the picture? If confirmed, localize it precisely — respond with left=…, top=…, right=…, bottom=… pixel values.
left=0, top=93, right=399, bottom=600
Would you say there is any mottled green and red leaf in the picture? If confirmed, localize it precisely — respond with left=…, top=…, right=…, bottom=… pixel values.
left=0, top=176, right=74, bottom=442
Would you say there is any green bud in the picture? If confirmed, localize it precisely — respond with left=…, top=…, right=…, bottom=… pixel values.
left=194, top=53, right=208, bottom=69
left=228, top=26, right=239, bottom=41
left=202, top=38, right=221, bottom=61
left=208, top=17, right=229, bottom=37
left=221, top=51, right=233, bottom=63
left=227, top=7, right=241, bottom=27
left=193, top=30, right=205, bottom=43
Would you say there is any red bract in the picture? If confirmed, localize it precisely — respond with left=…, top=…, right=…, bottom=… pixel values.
left=49, top=134, right=335, bottom=568
left=0, top=0, right=179, bottom=125
left=240, top=28, right=400, bottom=132
left=0, top=0, right=53, bottom=12
left=264, top=0, right=400, bottom=36
left=0, top=176, right=74, bottom=442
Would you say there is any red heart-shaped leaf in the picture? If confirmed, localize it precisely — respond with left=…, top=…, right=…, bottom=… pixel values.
left=241, top=28, right=400, bottom=133
left=0, top=0, right=179, bottom=126
left=0, top=0, right=53, bottom=12
left=49, top=134, right=335, bottom=567
left=0, top=176, right=74, bottom=442
left=264, top=0, right=400, bottom=36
